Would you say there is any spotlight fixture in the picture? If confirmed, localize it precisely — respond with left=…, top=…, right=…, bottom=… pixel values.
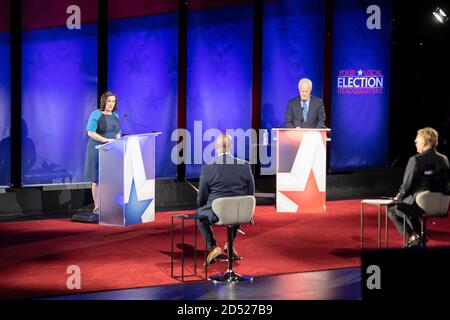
left=433, top=7, right=448, bottom=23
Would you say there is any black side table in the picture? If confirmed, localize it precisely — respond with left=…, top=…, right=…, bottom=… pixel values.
left=171, top=214, right=208, bottom=282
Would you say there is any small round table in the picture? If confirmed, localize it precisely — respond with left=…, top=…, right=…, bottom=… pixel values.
left=360, top=199, right=396, bottom=249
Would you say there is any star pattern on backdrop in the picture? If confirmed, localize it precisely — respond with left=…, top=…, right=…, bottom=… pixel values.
left=262, top=56, right=276, bottom=75
left=210, top=58, right=231, bottom=77
left=276, top=20, right=290, bottom=40
left=143, top=17, right=163, bottom=42
left=67, top=52, right=97, bottom=78
left=140, top=89, right=166, bottom=113
left=26, top=51, right=51, bottom=77
left=124, top=52, right=149, bottom=75
left=55, top=43, right=74, bottom=61
left=164, top=56, right=178, bottom=80
left=188, top=89, right=212, bottom=116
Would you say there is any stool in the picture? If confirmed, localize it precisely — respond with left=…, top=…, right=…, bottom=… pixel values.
left=360, top=199, right=396, bottom=249
left=208, top=195, right=256, bottom=284
left=413, top=191, right=450, bottom=248
left=170, top=214, right=208, bottom=282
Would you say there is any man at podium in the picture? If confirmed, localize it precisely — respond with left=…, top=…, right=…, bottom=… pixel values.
left=284, top=78, right=326, bottom=128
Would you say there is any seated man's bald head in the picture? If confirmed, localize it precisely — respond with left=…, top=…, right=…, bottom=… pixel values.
left=216, top=134, right=233, bottom=155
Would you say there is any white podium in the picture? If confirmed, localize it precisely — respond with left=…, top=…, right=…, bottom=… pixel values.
left=273, top=128, right=330, bottom=214
left=96, top=132, right=161, bottom=226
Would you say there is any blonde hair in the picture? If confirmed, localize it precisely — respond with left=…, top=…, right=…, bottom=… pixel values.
left=417, top=127, right=438, bottom=148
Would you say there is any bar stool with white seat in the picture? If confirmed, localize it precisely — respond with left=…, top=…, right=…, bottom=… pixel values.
left=209, top=195, right=256, bottom=284
left=412, top=191, right=450, bottom=248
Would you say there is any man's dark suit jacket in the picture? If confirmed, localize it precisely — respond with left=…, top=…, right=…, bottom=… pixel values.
left=285, top=95, right=326, bottom=128
left=197, top=153, right=255, bottom=224
left=398, top=148, right=449, bottom=205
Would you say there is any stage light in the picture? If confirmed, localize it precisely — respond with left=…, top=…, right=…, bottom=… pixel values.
left=433, top=7, right=448, bottom=23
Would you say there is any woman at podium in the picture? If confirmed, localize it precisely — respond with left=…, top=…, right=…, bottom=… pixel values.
left=83, top=92, right=122, bottom=213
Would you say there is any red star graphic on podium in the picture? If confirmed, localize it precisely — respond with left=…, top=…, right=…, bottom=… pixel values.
left=280, top=171, right=326, bottom=214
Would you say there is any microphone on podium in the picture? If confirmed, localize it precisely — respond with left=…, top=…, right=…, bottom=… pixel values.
left=185, top=179, right=199, bottom=193
left=123, top=113, right=156, bottom=133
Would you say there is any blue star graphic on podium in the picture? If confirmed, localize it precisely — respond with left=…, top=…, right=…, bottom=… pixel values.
left=124, top=180, right=153, bottom=226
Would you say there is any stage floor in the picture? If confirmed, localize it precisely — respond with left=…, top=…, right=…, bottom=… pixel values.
left=42, top=267, right=361, bottom=300
left=1, top=200, right=450, bottom=300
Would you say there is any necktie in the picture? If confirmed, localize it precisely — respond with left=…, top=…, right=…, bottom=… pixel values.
left=302, top=101, right=308, bottom=121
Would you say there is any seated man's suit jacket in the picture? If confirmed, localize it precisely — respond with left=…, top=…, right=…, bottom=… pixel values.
left=197, top=153, right=255, bottom=224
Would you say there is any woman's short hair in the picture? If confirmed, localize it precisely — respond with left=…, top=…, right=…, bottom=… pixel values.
left=417, top=127, right=438, bottom=148
left=99, top=92, right=118, bottom=112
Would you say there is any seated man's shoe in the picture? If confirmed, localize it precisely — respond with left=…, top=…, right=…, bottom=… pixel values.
left=407, top=239, right=422, bottom=248
left=206, top=247, right=223, bottom=265
left=406, top=234, right=422, bottom=248
left=224, top=242, right=241, bottom=261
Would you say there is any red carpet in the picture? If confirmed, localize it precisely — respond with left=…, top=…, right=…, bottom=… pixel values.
left=1, top=199, right=450, bottom=299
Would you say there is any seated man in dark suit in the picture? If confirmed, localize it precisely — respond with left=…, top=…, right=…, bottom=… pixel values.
left=197, top=134, right=255, bottom=265
left=388, top=127, right=450, bottom=247
left=285, top=78, right=326, bottom=128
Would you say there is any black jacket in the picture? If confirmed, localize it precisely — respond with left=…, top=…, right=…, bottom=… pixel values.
left=398, top=148, right=450, bottom=204
left=285, top=95, right=326, bottom=128
left=197, top=154, right=255, bottom=223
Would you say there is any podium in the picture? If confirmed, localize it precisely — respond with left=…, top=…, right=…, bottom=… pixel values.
left=96, top=132, right=161, bottom=226
left=273, top=128, right=330, bottom=214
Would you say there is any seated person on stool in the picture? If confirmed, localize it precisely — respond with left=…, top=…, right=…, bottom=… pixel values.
left=388, top=127, right=449, bottom=247
left=197, top=134, right=255, bottom=265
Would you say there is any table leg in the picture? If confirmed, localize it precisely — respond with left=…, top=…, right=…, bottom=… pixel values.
left=171, top=216, right=174, bottom=277
left=360, top=202, right=364, bottom=249
left=385, top=205, right=389, bottom=248
left=377, top=205, right=381, bottom=249
left=181, top=219, right=185, bottom=282
left=205, top=233, right=208, bottom=280
left=194, top=219, right=197, bottom=275
left=403, top=217, right=407, bottom=247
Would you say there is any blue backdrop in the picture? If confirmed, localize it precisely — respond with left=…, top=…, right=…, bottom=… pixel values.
left=108, top=13, right=178, bottom=179
left=262, top=0, right=326, bottom=132
left=186, top=5, right=254, bottom=178
left=22, top=24, right=98, bottom=185
left=0, top=31, right=11, bottom=186
left=330, top=0, right=392, bottom=171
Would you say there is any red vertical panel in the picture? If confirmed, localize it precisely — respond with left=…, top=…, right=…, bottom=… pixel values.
left=0, top=0, right=10, bottom=32
left=189, top=0, right=253, bottom=11
left=108, top=0, right=178, bottom=20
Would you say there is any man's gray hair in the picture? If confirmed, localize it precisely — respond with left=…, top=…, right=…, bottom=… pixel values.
left=298, top=78, right=313, bottom=90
